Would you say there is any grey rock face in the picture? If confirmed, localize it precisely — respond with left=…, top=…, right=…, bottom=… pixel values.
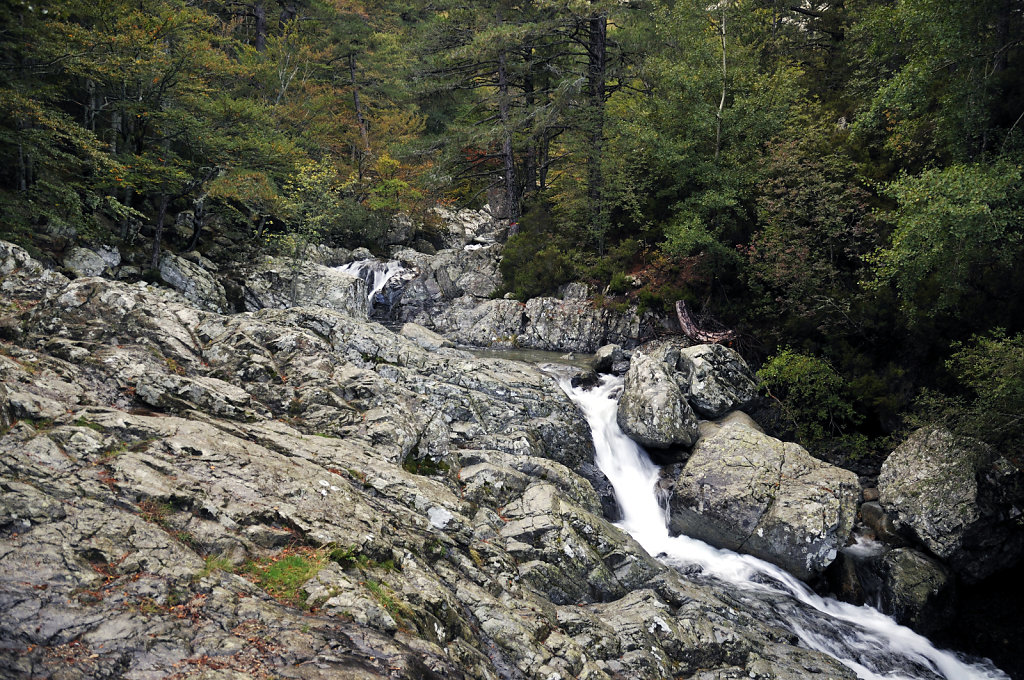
left=669, top=424, right=859, bottom=580
left=239, top=256, right=369, bottom=318
left=878, top=427, right=1024, bottom=582
left=159, top=252, right=229, bottom=313
left=677, top=344, right=758, bottom=419
left=399, top=322, right=454, bottom=350
left=0, top=241, right=877, bottom=680
left=387, top=211, right=644, bottom=352
left=62, top=247, right=110, bottom=277
left=617, top=350, right=699, bottom=449
left=877, top=548, right=955, bottom=634
left=0, top=241, right=70, bottom=313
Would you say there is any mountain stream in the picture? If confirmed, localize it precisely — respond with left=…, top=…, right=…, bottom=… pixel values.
left=557, top=373, right=1007, bottom=680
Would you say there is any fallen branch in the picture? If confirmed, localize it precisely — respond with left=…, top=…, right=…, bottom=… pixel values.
left=675, top=300, right=735, bottom=344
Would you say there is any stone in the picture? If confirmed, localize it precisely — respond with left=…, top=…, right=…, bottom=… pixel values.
left=617, top=350, right=699, bottom=449
left=62, top=247, right=109, bottom=278
left=877, top=548, right=955, bottom=634
left=0, top=241, right=70, bottom=313
left=239, top=256, right=368, bottom=318
left=399, top=322, right=454, bottom=350
left=8, top=390, right=67, bottom=420
left=878, top=427, right=1024, bottom=582
left=0, top=241, right=972, bottom=680
left=858, top=501, right=908, bottom=547
left=520, top=297, right=642, bottom=353
left=592, top=344, right=624, bottom=374
left=669, top=424, right=859, bottom=580
left=677, top=344, right=758, bottom=419
left=696, top=410, right=763, bottom=441
left=159, top=252, right=229, bottom=313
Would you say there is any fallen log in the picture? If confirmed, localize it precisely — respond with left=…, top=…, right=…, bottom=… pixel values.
left=675, top=300, right=735, bottom=344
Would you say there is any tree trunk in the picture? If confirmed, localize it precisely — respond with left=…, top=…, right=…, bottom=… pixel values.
left=187, top=194, right=206, bottom=252
left=587, top=13, right=608, bottom=252
left=151, top=193, right=169, bottom=270
left=279, top=3, right=297, bottom=24
left=16, top=139, right=27, bottom=192
left=498, top=48, right=519, bottom=228
left=714, top=5, right=727, bottom=161
left=349, top=53, right=370, bottom=182
left=84, top=79, right=97, bottom=131
left=523, top=72, right=537, bottom=199
left=253, top=2, right=267, bottom=52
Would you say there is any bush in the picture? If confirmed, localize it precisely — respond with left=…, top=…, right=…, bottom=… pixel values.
left=608, top=271, right=632, bottom=294
left=757, top=349, right=863, bottom=455
left=916, top=331, right=1024, bottom=464
left=498, top=237, right=576, bottom=300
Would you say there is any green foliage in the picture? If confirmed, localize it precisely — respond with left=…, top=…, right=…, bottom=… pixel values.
left=746, top=138, right=879, bottom=342
left=868, top=162, right=1023, bottom=322
left=499, top=234, right=576, bottom=301
left=329, top=544, right=397, bottom=572
left=197, top=554, right=234, bottom=580
left=757, top=349, right=864, bottom=456
left=401, top=455, right=450, bottom=477
left=243, top=548, right=327, bottom=606
left=917, top=331, right=1024, bottom=461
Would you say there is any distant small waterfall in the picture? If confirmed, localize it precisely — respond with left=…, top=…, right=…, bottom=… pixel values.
left=336, top=259, right=412, bottom=312
left=557, top=374, right=1007, bottom=680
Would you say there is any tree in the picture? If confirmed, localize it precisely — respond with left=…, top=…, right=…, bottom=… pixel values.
left=867, top=162, right=1023, bottom=325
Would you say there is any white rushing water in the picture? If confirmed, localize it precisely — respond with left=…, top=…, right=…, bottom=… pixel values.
left=558, top=373, right=1007, bottom=680
left=336, top=259, right=406, bottom=307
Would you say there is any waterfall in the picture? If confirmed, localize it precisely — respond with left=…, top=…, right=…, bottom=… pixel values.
left=336, top=258, right=408, bottom=311
left=558, top=374, right=1007, bottom=680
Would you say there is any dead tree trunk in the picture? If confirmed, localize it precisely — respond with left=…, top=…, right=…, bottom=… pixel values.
left=675, top=300, right=734, bottom=344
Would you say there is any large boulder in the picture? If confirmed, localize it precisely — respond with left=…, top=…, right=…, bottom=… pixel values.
left=159, top=252, right=229, bottom=313
left=877, top=548, right=956, bottom=635
left=669, top=423, right=859, bottom=580
left=616, top=350, right=699, bottom=450
left=0, top=241, right=70, bottom=312
left=677, top=344, right=758, bottom=418
left=62, top=246, right=113, bottom=278
left=240, top=257, right=368, bottom=318
left=519, top=297, right=642, bottom=353
left=878, top=427, right=1024, bottom=582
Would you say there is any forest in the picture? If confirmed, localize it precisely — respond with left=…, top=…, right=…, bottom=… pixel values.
left=1, top=0, right=1022, bottom=466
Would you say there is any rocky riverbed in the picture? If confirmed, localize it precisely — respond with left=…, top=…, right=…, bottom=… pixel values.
left=1, top=237, right=1021, bottom=679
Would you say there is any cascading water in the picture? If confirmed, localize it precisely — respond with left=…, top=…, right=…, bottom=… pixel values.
left=336, top=259, right=409, bottom=311
left=558, top=373, right=1007, bottom=680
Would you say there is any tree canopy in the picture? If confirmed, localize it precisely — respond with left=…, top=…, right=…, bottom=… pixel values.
left=2, top=0, right=1022, bottom=460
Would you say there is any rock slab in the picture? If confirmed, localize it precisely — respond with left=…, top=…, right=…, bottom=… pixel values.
left=669, top=423, right=859, bottom=580
left=878, top=427, right=1024, bottom=582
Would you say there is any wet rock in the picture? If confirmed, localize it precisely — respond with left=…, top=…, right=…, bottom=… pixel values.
left=859, top=501, right=908, bottom=547
left=617, top=350, right=699, bottom=449
left=878, top=427, right=1024, bottom=582
left=878, top=548, right=956, bottom=634
left=592, top=344, right=624, bottom=374
left=669, top=424, right=859, bottom=580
